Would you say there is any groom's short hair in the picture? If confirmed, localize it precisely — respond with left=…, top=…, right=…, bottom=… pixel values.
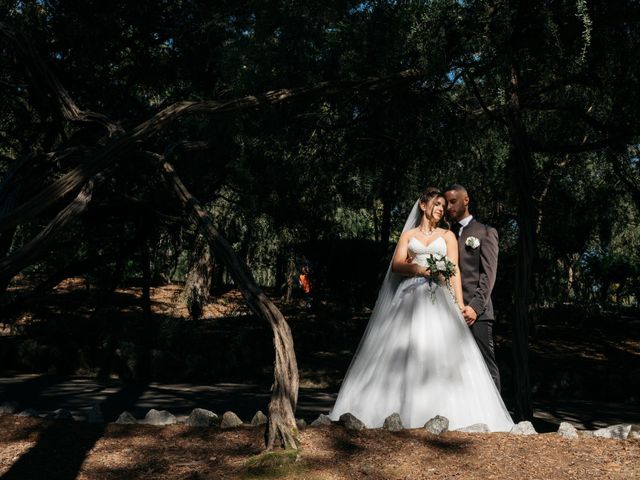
left=444, top=184, right=468, bottom=196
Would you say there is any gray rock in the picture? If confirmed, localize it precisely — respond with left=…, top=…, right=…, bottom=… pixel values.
left=0, top=401, right=19, bottom=414
left=456, top=423, right=490, bottom=433
left=250, top=410, right=268, bottom=426
left=186, top=408, right=218, bottom=427
left=424, top=415, right=449, bottom=435
left=17, top=408, right=39, bottom=417
left=143, top=409, right=176, bottom=426
left=339, top=412, right=365, bottom=431
left=359, top=463, right=376, bottom=476
left=629, top=431, right=640, bottom=440
left=115, top=411, right=137, bottom=424
left=87, top=403, right=104, bottom=424
left=510, top=421, right=537, bottom=435
left=557, top=422, right=578, bottom=439
left=382, top=413, right=403, bottom=432
left=581, top=430, right=595, bottom=438
left=593, top=424, right=632, bottom=440
left=220, top=411, right=243, bottom=429
left=296, top=418, right=307, bottom=430
left=310, top=414, right=333, bottom=427
left=46, top=408, right=74, bottom=421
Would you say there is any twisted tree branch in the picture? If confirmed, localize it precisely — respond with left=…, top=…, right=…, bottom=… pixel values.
left=153, top=151, right=299, bottom=450
left=0, top=69, right=427, bottom=233
left=0, top=177, right=98, bottom=291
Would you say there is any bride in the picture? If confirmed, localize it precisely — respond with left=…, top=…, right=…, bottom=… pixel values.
left=328, top=187, right=514, bottom=431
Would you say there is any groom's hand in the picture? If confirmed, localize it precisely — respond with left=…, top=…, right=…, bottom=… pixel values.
left=462, top=305, right=477, bottom=326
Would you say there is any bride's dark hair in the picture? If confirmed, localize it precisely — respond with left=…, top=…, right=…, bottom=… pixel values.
left=419, top=187, right=450, bottom=229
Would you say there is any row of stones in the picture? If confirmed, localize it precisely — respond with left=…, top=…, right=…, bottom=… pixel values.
left=0, top=401, right=303, bottom=429
left=1, top=402, right=636, bottom=440
left=336, top=412, right=638, bottom=440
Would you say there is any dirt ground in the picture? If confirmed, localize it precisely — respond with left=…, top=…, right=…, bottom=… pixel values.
left=2, top=279, right=640, bottom=479
left=0, top=415, right=638, bottom=480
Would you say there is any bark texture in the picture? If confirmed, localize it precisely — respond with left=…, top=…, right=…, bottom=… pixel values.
left=183, top=238, right=213, bottom=320
left=159, top=158, right=299, bottom=450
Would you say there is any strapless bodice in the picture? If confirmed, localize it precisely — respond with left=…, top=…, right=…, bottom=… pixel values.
left=408, top=236, right=447, bottom=266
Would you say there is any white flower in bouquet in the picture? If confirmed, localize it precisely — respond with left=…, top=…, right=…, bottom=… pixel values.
left=424, top=254, right=457, bottom=302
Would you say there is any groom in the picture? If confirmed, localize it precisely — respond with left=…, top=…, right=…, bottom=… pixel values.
left=444, top=184, right=501, bottom=392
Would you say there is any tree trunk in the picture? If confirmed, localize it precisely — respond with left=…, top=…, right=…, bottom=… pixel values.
left=505, top=64, right=535, bottom=421
left=0, top=155, right=27, bottom=260
left=0, top=226, right=16, bottom=260
left=134, top=219, right=153, bottom=381
left=380, top=195, right=392, bottom=256
left=0, top=22, right=120, bottom=135
left=276, top=252, right=296, bottom=304
left=282, top=256, right=296, bottom=304
left=183, top=237, right=213, bottom=320
left=564, top=255, right=576, bottom=303
left=372, top=198, right=380, bottom=242
left=140, top=221, right=152, bottom=321
left=158, top=157, right=299, bottom=450
left=96, top=234, right=135, bottom=381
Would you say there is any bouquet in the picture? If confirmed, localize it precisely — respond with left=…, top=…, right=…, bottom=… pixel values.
left=424, top=254, right=457, bottom=302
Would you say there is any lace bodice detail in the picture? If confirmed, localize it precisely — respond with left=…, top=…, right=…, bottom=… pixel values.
left=408, top=236, right=447, bottom=266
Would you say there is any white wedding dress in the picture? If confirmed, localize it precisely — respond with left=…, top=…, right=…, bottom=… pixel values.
left=328, top=235, right=514, bottom=431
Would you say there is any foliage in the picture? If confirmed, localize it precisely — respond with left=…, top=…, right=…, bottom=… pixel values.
left=1, top=0, right=640, bottom=312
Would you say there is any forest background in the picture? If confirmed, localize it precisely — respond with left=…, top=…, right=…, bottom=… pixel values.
left=1, top=0, right=640, bottom=447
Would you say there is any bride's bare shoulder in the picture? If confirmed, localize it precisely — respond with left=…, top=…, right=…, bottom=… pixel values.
left=400, top=228, right=419, bottom=240
left=441, top=229, right=456, bottom=240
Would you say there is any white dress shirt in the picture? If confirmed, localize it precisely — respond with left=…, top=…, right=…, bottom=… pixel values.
left=457, top=215, right=473, bottom=237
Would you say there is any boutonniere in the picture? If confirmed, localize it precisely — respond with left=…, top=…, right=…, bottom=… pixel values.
left=465, top=236, right=480, bottom=249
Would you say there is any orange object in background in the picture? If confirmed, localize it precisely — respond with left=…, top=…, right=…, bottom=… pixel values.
left=299, top=273, right=312, bottom=294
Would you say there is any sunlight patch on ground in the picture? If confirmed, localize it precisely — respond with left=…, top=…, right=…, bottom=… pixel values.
left=0, top=441, right=36, bottom=475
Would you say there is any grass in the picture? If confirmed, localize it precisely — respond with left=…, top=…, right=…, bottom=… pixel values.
left=241, top=448, right=312, bottom=479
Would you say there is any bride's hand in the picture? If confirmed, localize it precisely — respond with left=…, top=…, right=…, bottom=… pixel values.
left=415, top=266, right=431, bottom=277
left=432, top=271, right=445, bottom=282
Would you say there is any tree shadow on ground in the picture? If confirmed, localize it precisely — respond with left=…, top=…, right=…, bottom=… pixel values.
left=1, top=382, right=147, bottom=480
left=331, top=434, right=367, bottom=454
left=1, top=420, right=105, bottom=480
left=80, top=427, right=264, bottom=479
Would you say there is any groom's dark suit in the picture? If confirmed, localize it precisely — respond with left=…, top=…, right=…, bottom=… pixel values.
left=456, top=218, right=501, bottom=391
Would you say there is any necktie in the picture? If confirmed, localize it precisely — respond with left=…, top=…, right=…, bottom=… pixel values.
left=452, top=222, right=462, bottom=237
